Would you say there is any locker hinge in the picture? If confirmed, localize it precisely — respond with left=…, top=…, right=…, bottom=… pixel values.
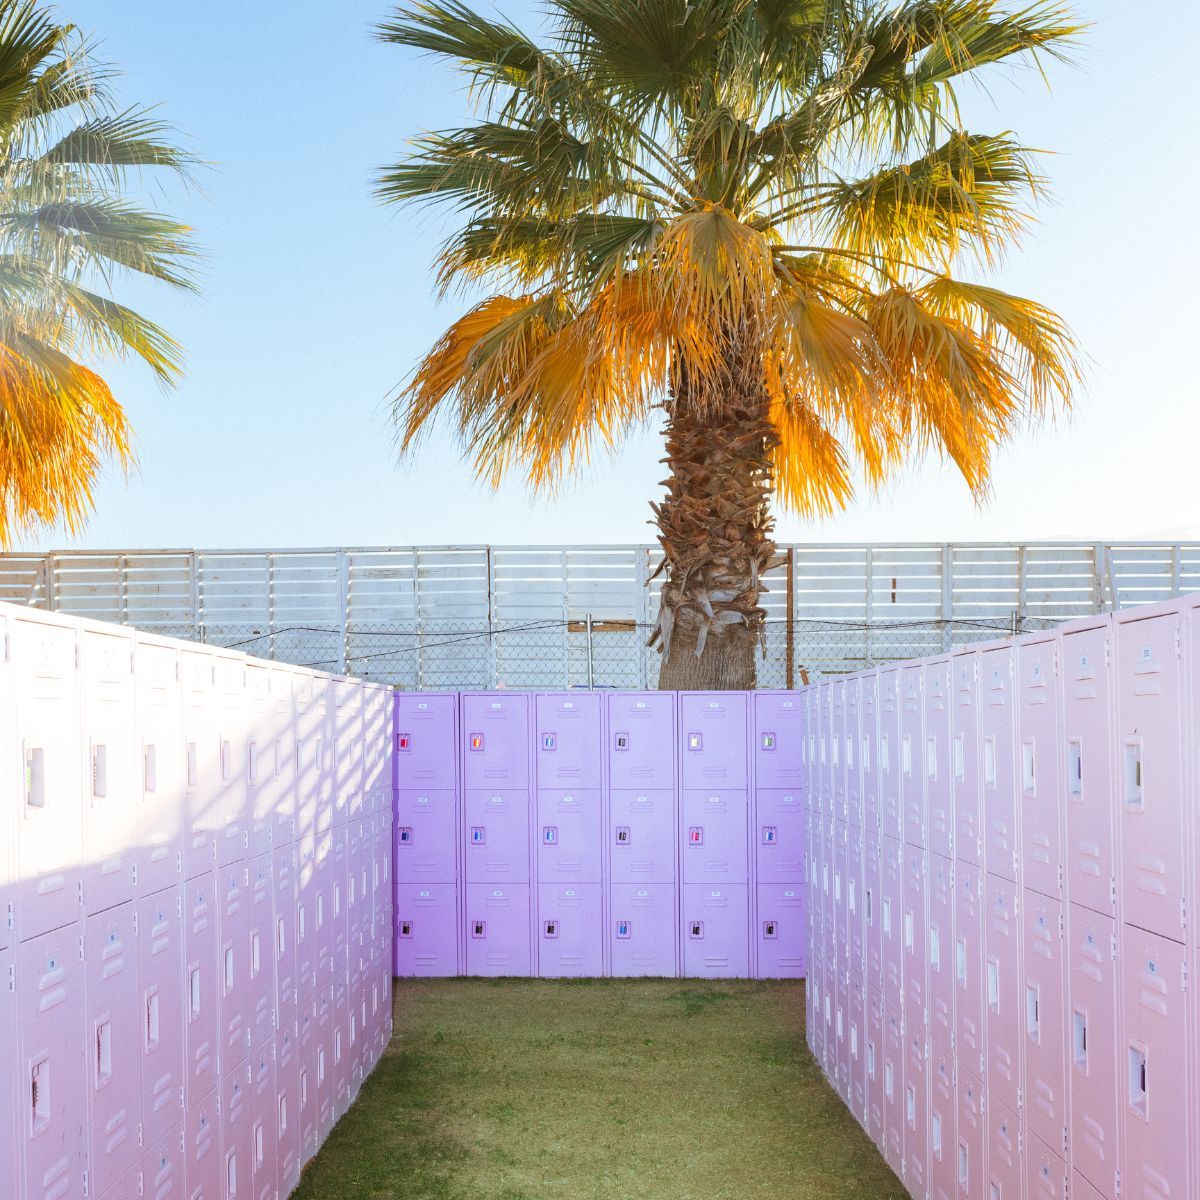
left=3, top=631, right=8, bottom=662
left=74, top=644, right=80, bottom=669
left=1110, top=878, right=1118, bottom=909
left=1057, top=866, right=1064, bottom=899
left=1104, top=639, right=1112, bottom=668
left=78, top=933, right=85, bottom=961
left=82, top=1168, right=89, bottom=1197
left=1175, top=628, right=1182, bottom=658
left=1182, top=897, right=1188, bottom=930
left=1111, top=933, right=1118, bottom=961
left=133, top=911, right=140, bottom=937
left=1115, top=1168, right=1121, bottom=1197
left=1182, top=959, right=1188, bottom=992
left=4, top=901, right=11, bottom=933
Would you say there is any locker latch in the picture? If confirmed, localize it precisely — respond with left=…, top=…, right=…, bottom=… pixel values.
left=471, top=920, right=486, bottom=938
left=543, top=920, right=558, bottom=939
left=542, top=826, right=558, bottom=846
left=762, top=825, right=777, bottom=846
left=398, top=826, right=413, bottom=846
left=761, top=731, right=776, bottom=751
left=689, top=921, right=704, bottom=939
left=616, top=920, right=631, bottom=939
left=687, top=733, right=703, bottom=751
left=397, top=732, right=411, bottom=752
left=542, top=732, right=557, bottom=752
left=399, top=921, right=413, bottom=939
left=470, top=826, right=486, bottom=845
left=688, top=826, right=703, bottom=845
left=614, top=732, right=629, bottom=751
left=763, top=920, right=778, bottom=940
left=469, top=732, right=484, bottom=752
left=615, top=826, right=630, bottom=845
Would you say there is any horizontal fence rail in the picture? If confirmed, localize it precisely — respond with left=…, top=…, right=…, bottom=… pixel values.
left=3, top=542, right=1196, bottom=686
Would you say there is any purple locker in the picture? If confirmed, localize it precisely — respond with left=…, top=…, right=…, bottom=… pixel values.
left=984, top=872, right=1022, bottom=1112
left=184, top=1084, right=221, bottom=1200
left=861, top=673, right=880, bottom=835
left=463, top=692, right=530, bottom=789
left=465, top=884, right=532, bottom=976
left=756, top=883, right=805, bottom=977
left=1027, top=1133, right=1068, bottom=1200
left=835, top=967, right=849, bottom=1099
left=981, top=646, right=1019, bottom=882
left=956, top=1062, right=986, bottom=1200
left=1062, top=623, right=1116, bottom=917
left=845, top=678, right=863, bottom=829
left=952, top=649, right=982, bottom=868
left=464, top=790, right=531, bottom=882
left=273, top=844, right=298, bottom=1036
left=682, top=885, right=749, bottom=978
left=902, top=845, right=928, bottom=1040
left=610, top=790, right=675, bottom=882
left=754, top=690, right=805, bottom=789
left=185, top=872, right=220, bottom=1105
left=1068, top=903, right=1119, bottom=1199
left=250, top=1043, right=277, bottom=1200
left=929, top=1045, right=955, bottom=1200
left=681, top=790, right=749, bottom=883
left=138, top=889, right=185, bottom=1150
left=607, top=692, right=675, bottom=789
left=928, top=852, right=954, bottom=1051
left=849, top=972, right=866, bottom=1122
left=218, top=862, right=250, bottom=1072
left=864, top=835, right=883, bottom=989
left=883, top=999, right=905, bottom=1177
left=925, top=658, right=953, bottom=859
left=536, top=790, right=602, bottom=883
left=756, top=789, right=805, bottom=883
left=847, top=824, right=864, bottom=972
left=610, top=884, right=676, bottom=976
left=536, top=692, right=602, bottom=788
left=680, top=692, right=748, bottom=789
left=878, top=669, right=901, bottom=839
left=1019, top=638, right=1064, bottom=900
left=143, top=1124, right=185, bottom=1200
left=833, top=819, right=848, bottom=967
left=1122, top=924, right=1190, bottom=1200
left=222, top=1065, right=253, bottom=1200
left=831, top=680, right=847, bottom=822
left=333, top=978, right=352, bottom=1119
left=1116, top=610, right=1186, bottom=941
left=900, top=664, right=925, bottom=849
left=275, top=1023, right=301, bottom=1195
left=815, top=682, right=831, bottom=818
left=987, top=1096, right=1022, bottom=1200
left=904, top=1017, right=930, bottom=1198
left=537, top=883, right=602, bottom=977
left=1024, top=889, right=1067, bottom=1145
left=85, top=901, right=141, bottom=1195
left=247, top=854, right=276, bottom=1050
left=882, top=837, right=903, bottom=996
left=394, top=789, right=457, bottom=883
left=866, top=986, right=885, bottom=1149
left=395, top=883, right=459, bottom=976
left=955, top=862, right=985, bottom=1077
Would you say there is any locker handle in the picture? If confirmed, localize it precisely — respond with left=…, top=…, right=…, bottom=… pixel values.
left=929, top=925, right=940, bottom=972
left=143, top=742, right=158, bottom=794
left=226, top=1149, right=237, bottom=1197
left=23, top=744, right=46, bottom=810
left=251, top=932, right=261, bottom=979
left=146, top=990, right=160, bottom=1051
left=1067, top=739, right=1083, bottom=798
left=186, top=742, right=198, bottom=790
left=278, top=1095, right=288, bottom=1136
left=189, top=967, right=202, bottom=1019
left=1021, top=741, right=1036, bottom=796
left=224, top=948, right=235, bottom=996
left=254, top=1122, right=265, bottom=1169
left=96, top=1019, right=113, bottom=1086
left=987, top=958, right=1000, bottom=1011
left=91, top=742, right=108, bottom=800
left=956, top=939, right=967, bottom=988
left=1128, top=1044, right=1148, bottom=1118
left=953, top=734, right=964, bottom=784
left=932, top=1113, right=942, bottom=1159
left=1124, top=742, right=1144, bottom=812
left=958, top=1143, right=969, bottom=1187
left=30, top=1056, right=50, bottom=1133
left=1073, top=1010, right=1087, bottom=1072
left=1026, top=985, right=1040, bottom=1042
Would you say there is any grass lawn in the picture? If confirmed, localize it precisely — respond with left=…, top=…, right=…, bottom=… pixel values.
left=292, top=978, right=906, bottom=1200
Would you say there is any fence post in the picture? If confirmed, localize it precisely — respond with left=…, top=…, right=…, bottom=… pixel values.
left=586, top=613, right=595, bottom=690
left=336, top=550, right=349, bottom=675
left=785, top=547, right=795, bottom=690
left=941, top=544, right=953, bottom=652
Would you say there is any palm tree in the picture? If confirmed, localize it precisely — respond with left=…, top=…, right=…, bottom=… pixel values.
left=0, top=0, right=195, bottom=545
left=377, top=0, right=1083, bottom=689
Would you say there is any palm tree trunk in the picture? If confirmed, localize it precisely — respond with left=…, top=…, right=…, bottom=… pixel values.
left=652, top=343, right=779, bottom=690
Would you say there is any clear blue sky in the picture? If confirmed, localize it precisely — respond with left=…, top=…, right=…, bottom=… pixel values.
left=22, top=0, right=1200, bottom=550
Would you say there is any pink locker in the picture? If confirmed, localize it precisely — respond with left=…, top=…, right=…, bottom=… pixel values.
left=866, top=986, right=885, bottom=1149
left=904, top=1017, right=929, bottom=1198
left=849, top=972, right=866, bottom=1122
left=184, top=1085, right=221, bottom=1199
left=864, top=834, right=883, bottom=989
left=311, top=678, right=336, bottom=836
left=815, top=682, right=831, bottom=817
left=315, top=989, right=335, bottom=1143
left=185, top=872, right=220, bottom=1105
left=275, top=1022, right=301, bottom=1195
left=984, top=872, right=1022, bottom=1112
left=883, top=999, right=905, bottom=1178
left=465, top=884, right=532, bottom=976
left=535, top=692, right=602, bottom=788
left=219, top=862, right=250, bottom=1072
left=273, top=843, right=298, bottom=1036
left=86, top=901, right=141, bottom=1195
left=1061, top=621, right=1116, bottom=917
left=756, top=789, right=805, bottom=884
left=1074, top=1171, right=1107, bottom=1200
left=956, top=1061, right=986, bottom=1200
left=464, top=790, right=531, bottom=882
left=861, top=672, right=880, bottom=835
left=845, top=677, right=862, bottom=829
left=847, top=824, right=864, bottom=972
left=333, top=979, right=352, bottom=1119
left=247, top=854, right=276, bottom=1050
left=181, top=648, right=220, bottom=881
left=1018, top=638, right=1063, bottom=900
left=833, top=819, right=848, bottom=966
left=250, top=1043, right=277, bottom=1200
left=981, top=645, right=1019, bottom=882
left=929, top=1045, right=955, bottom=1200
left=1024, top=890, right=1067, bottom=1149
left=313, top=830, right=334, bottom=996
left=928, top=852, right=954, bottom=1051
left=463, top=692, right=530, bottom=789
left=221, top=1065, right=253, bottom=1200
left=292, top=673, right=318, bottom=839
left=681, top=693, right=749, bottom=789
left=138, top=888, right=185, bottom=1149
left=756, top=883, right=805, bottom=978
left=1122, top=924, right=1190, bottom=1200
left=538, top=883, right=603, bottom=977
left=17, top=923, right=87, bottom=1200
left=610, top=790, right=675, bottom=882
left=925, top=658, right=953, bottom=859
left=955, top=862, right=985, bottom=1076
left=682, top=885, right=750, bottom=978
left=831, top=680, right=846, bottom=822
left=1116, top=608, right=1186, bottom=942
left=951, top=649, right=982, bottom=868
left=610, top=885, right=676, bottom=976
left=81, top=625, right=138, bottom=915
left=0, top=946, right=15, bottom=1200
left=1026, top=1133, right=1068, bottom=1200
left=882, top=837, right=903, bottom=996
left=681, top=790, right=749, bottom=884
left=754, top=690, right=805, bottom=789
left=607, top=691, right=675, bottom=789
left=297, top=1002, right=317, bottom=1165
left=395, top=692, right=458, bottom=790
left=395, top=788, right=457, bottom=882
left=1067, top=903, right=1119, bottom=1198
left=244, top=666, right=273, bottom=859
left=295, top=835, right=316, bottom=1002
left=11, top=611, right=83, bottom=940
left=395, top=883, right=459, bottom=976
left=143, top=1124, right=185, bottom=1200
left=213, top=652, right=249, bottom=868
left=835, top=967, right=849, bottom=1099
left=902, top=845, right=928, bottom=1040
left=900, top=664, right=925, bottom=848
left=334, top=678, right=364, bottom=825
left=537, top=790, right=602, bottom=883
left=987, top=1096, right=1022, bottom=1200
left=879, top=668, right=901, bottom=838
left=267, top=670, right=296, bottom=848
left=806, top=950, right=820, bottom=1058
left=134, top=634, right=185, bottom=897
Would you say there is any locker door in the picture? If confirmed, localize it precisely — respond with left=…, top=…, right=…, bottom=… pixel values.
left=928, top=852, right=954, bottom=1052
left=866, top=986, right=885, bottom=1149
left=904, top=1019, right=930, bottom=1198
left=902, top=846, right=928, bottom=1040
left=1026, top=1135, right=1068, bottom=1200
left=244, top=665, right=274, bottom=860
left=184, top=872, right=219, bottom=1105
left=185, top=1085, right=221, bottom=1200
left=221, top=1065, right=253, bottom=1200
left=268, top=670, right=296, bottom=848
left=465, top=884, right=532, bottom=976
left=1023, top=890, right=1067, bottom=1143
left=610, top=791, right=675, bottom=882
left=831, top=681, right=846, bottom=822
left=900, top=665, right=925, bottom=848
left=984, top=873, right=1022, bottom=1112
left=0, top=947, right=15, bottom=1200
left=955, top=1062, right=986, bottom=1200
left=218, top=863, right=250, bottom=1072
left=924, top=659, right=953, bottom=859
left=213, top=653, right=249, bottom=867
left=955, top=862, right=985, bottom=1076
left=395, top=883, right=459, bottom=977
left=816, top=682, right=831, bottom=817
left=535, top=692, right=601, bottom=788
left=1116, top=611, right=1186, bottom=941
left=680, top=693, right=749, bottom=789
left=536, top=790, right=602, bottom=883
left=81, top=626, right=138, bottom=916
left=755, top=789, right=805, bottom=883
left=606, top=692, right=675, bottom=789
left=864, top=835, right=883, bottom=989
left=250, top=1043, right=278, bottom=1200
left=883, top=1000, right=905, bottom=1177
left=1067, top=904, right=1119, bottom=1200
left=881, top=837, right=903, bottom=996
left=334, top=679, right=364, bottom=826
left=929, top=1046, right=956, bottom=1200
left=861, top=673, right=880, bottom=835
left=182, top=649, right=219, bottom=881
left=682, top=885, right=749, bottom=978
left=844, top=679, right=862, bottom=830
left=987, top=1096, right=1022, bottom=1200
left=272, top=844, right=297, bottom=1035
left=138, top=887, right=185, bottom=1151
left=297, top=1003, right=317, bottom=1164
left=1062, top=623, right=1116, bottom=917
left=333, top=978, right=351, bottom=1120
left=462, top=693, right=530, bottom=789
left=1121, top=925, right=1190, bottom=1200
left=609, top=884, right=676, bottom=977
left=847, top=825, right=864, bottom=972
left=314, top=989, right=335, bottom=1142
left=143, top=1124, right=185, bottom=1200
left=11, top=613, right=83, bottom=940
left=537, top=883, right=602, bottom=977
left=247, top=854, right=276, bottom=1050
left=981, top=647, right=1018, bottom=882
left=1019, top=639, right=1063, bottom=900
left=395, top=788, right=457, bottom=882
left=275, top=1023, right=300, bottom=1195
left=681, top=790, right=749, bottom=883
left=85, top=901, right=141, bottom=1195
left=311, top=678, right=336, bottom=836
left=135, top=637, right=184, bottom=898
left=879, top=669, right=901, bottom=838
left=755, top=883, right=805, bottom=978
left=847, top=972, right=866, bottom=1120
left=951, top=650, right=982, bottom=869
left=292, top=673, right=318, bottom=840
left=394, top=694, right=458, bottom=789
left=835, top=966, right=849, bottom=1099
left=17, top=923, right=87, bottom=1200
left=833, top=819, right=849, bottom=967
left=464, top=790, right=531, bottom=883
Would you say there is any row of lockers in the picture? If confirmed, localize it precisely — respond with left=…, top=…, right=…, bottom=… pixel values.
left=0, top=602, right=393, bottom=950
left=804, top=595, right=1200, bottom=1200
